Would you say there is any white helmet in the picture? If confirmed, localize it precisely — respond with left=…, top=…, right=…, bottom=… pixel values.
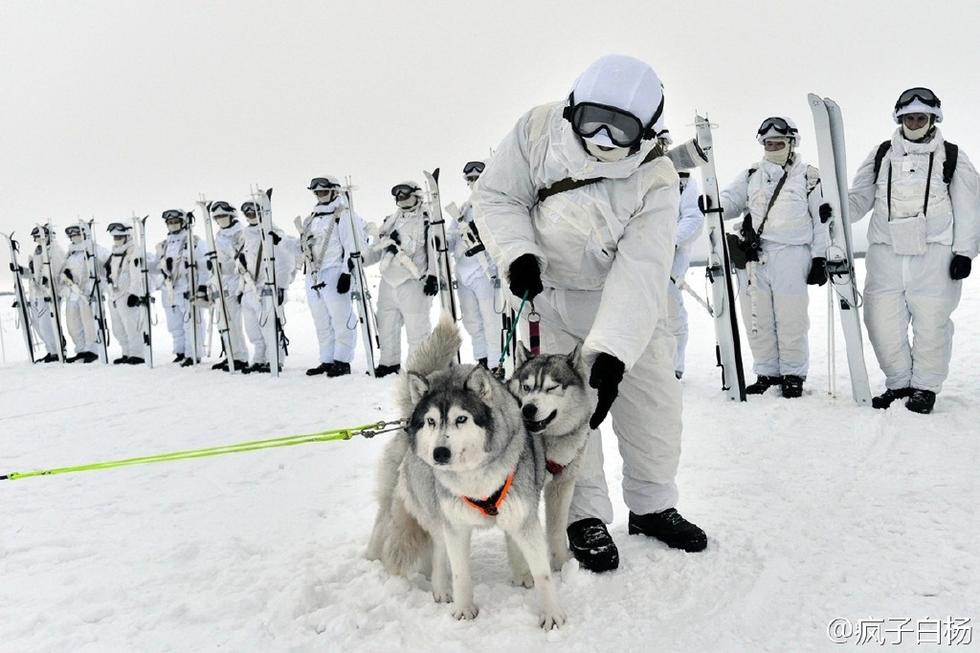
left=756, top=116, right=800, bottom=145
left=893, top=87, right=943, bottom=124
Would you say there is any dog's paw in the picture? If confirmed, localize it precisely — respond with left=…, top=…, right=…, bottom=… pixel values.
left=432, top=588, right=452, bottom=603
left=550, top=548, right=572, bottom=572
left=539, top=608, right=567, bottom=630
left=511, top=569, right=534, bottom=588
left=451, top=603, right=479, bottom=620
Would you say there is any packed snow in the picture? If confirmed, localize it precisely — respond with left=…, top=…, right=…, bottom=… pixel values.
left=1, top=261, right=977, bottom=652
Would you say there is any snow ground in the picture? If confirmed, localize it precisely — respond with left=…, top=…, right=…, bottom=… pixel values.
left=1, top=261, right=978, bottom=652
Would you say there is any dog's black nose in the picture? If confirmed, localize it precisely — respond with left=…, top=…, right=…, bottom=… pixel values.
left=522, top=404, right=537, bottom=419
left=433, top=446, right=451, bottom=464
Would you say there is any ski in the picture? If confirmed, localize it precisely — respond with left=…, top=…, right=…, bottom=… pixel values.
left=184, top=210, right=202, bottom=365
left=36, top=223, right=66, bottom=364
left=251, top=187, right=283, bottom=378
left=422, top=169, right=461, bottom=323
left=1, top=232, right=37, bottom=362
left=79, top=220, right=110, bottom=364
left=198, top=199, right=236, bottom=374
left=342, top=178, right=380, bottom=376
left=807, top=94, right=872, bottom=406
left=131, top=213, right=154, bottom=368
left=694, top=114, right=747, bottom=402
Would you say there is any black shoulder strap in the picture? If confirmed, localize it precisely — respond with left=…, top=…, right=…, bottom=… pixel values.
left=873, top=140, right=892, bottom=182
left=536, top=144, right=664, bottom=204
left=943, top=141, right=958, bottom=186
left=747, top=167, right=757, bottom=180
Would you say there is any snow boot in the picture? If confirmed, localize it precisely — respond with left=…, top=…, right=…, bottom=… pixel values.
left=79, top=351, right=99, bottom=363
left=327, top=361, right=351, bottom=377
left=566, top=518, right=619, bottom=573
left=211, top=359, right=230, bottom=371
left=745, top=375, right=781, bottom=395
left=781, top=375, right=804, bottom=398
left=628, top=508, right=708, bottom=553
left=173, top=353, right=185, bottom=364
left=905, top=389, right=936, bottom=415
left=250, top=362, right=271, bottom=374
left=306, top=362, right=333, bottom=376
left=126, top=356, right=145, bottom=365
left=233, top=360, right=249, bottom=372
left=65, top=353, right=81, bottom=363
left=374, top=364, right=401, bottom=378
left=180, top=357, right=196, bottom=367
left=40, top=353, right=59, bottom=363
left=872, top=387, right=913, bottom=409
left=113, top=356, right=129, bottom=365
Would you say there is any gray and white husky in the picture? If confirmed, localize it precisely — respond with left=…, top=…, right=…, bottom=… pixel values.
left=509, top=342, right=593, bottom=572
left=367, top=314, right=566, bottom=629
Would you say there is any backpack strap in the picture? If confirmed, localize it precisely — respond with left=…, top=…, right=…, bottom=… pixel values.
left=943, top=141, right=958, bottom=186
left=873, top=140, right=892, bottom=183
left=535, top=143, right=665, bottom=204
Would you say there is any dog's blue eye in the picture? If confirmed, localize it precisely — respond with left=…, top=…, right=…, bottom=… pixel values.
left=522, top=384, right=531, bottom=392
left=427, top=418, right=436, bottom=427
left=456, top=415, right=468, bottom=425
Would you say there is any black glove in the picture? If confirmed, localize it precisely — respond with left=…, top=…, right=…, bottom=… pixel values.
left=270, top=231, right=282, bottom=246
left=127, top=294, right=141, bottom=307
left=589, top=353, right=626, bottom=430
left=336, top=272, right=351, bottom=294
left=164, top=257, right=173, bottom=272
left=385, top=244, right=399, bottom=256
left=63, top=269, right=74, bottom=282
left=950, top=254, right=972, bottom=280
left=8, top=263, right=22, bottom=274
left=819, top=203, right=833, bottom=223
left=423, top=275, right=439, bottom=296
left=236, top=292, right=243, bottom=304
left=277, top=288, right=285, bottom=305
left=806, top=257, right=828, bottom=286
left=507, top=254, right=543, bottom=300
left=389, top=230, right=401, bottom=245
left=697, top=195, right=713, bottom=213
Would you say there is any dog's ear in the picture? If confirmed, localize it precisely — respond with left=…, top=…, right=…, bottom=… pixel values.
left=515, top=341, right=531, bottom=367
left=406, top=371, right=429, bottom=404
left=465, top=365, right=495, bottom=402
left=567, top=342, right=584, bottom=369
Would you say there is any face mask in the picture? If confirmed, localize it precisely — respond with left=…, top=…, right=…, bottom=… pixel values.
left=763, top=142, right=791, bottom=166
left=902, top=124, right=930, bottom=141
left=584, top=139, right=630, bottom=163
left=215, top=216, right=233, bottom=229
left=396, top=197, right=419, bottom=210
left=166, top=221, right=183, bottom=234
left=246, top=216, right=260, bottom=226
left=69, top=235, right=83, bottom=245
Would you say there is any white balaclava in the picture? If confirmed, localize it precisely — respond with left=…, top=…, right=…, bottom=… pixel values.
left=112, top=235, right=130, bottom=253
left=763, top=137, right=792, bottom=166
left=571, top=54, right=665, bottom=163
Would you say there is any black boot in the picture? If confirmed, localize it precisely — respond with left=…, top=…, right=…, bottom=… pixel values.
left=374, top=364, right=401, bottom=378
left=905, top=389, right=936, bottom=415
left=306, top=362, right=333, bottom=376
left=250, top=362, right=271, bottom=374
left=126, top=356, right=145, bottom=365
left=566, top=518, right=619, bottom=573
left=745, top=375, right=781, bottom=395
left=173, top=353, right=185, bottom=364
left=211, top=359, right=230, bottom=371
left=80, top=351, right=99, bottom=363
left=233, top=360, right=250, bottom=372
left=41, top=353, right=59, bottom=363
left=781, top=375, right=804, bottom=399
left=872, top=387, right=913, bottom=409
left=113, top=356, right=130, bottom=365
left=327, top=361, right=351, bottom=377
left=628, top=508, right=707, bottom=553
left=477, top=357, right=488, bottom=369
left=180, top=357, right=195, bottom=367
left=65, top=353, right=81, bottom=363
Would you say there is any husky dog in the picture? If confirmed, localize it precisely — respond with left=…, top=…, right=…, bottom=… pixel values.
left=368, top=314, right=566, bottom=629
left=508, top=342, right=593, bottom=573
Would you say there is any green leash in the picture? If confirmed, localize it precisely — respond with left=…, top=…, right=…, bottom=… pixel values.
left=497, top=291, right=530, bottom=369
left=0, top=419, right=406, bottom=482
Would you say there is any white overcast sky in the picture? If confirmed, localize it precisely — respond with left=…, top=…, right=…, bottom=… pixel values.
left=2, top=0, right=979, bottom=285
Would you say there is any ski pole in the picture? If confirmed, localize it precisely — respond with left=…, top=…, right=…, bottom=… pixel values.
left=0, top=419, right=407, bottom=482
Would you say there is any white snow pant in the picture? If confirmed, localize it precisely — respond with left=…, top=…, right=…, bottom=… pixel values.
left=306, top=267, right=357, bottom=364
left=31, top=298, right=58, bottom=355
left=737, top=244, right=811, bottom=377
left=241, top=289, right=283, bottom=365
left=65, top=296, right=99, bottom=355
left=213, top=291, right=248, bottom=362
left=530, top=289, right=683, bottom=524
left=457, top=274, right=501, bottom=364
left=666, top=279, right=689, bottom=375
left=376, top=278, right=433, bottom=367
left=864, top=243, right=961, bottom=393
left=162, top=289, right=205, bottom=358
left=109, top=300, right=145, bottom=358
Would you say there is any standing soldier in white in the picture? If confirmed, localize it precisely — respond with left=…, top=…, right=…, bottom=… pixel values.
left=848, top=88, right=980, bottom=414
left=297, top=176, right=365, bottom=378
left=238, top=200, right=293, bottom=374
left=667, top=171, right=705, bottom=379
left=25, top=225, right=65, bottom=362
left=474, top=54, right=707, bottom=573
left=155, top=209, right=209, bottom=366
left=362, top=181, right=438, bottom=377
left=59, top=225, right=103, bottom=363
left=206, top=201, right=250, bottom=372
left=718, top=117, right=830, bottom=398
left=104, top=222, right=147, bottom=365
left=448, top=160, right=502, bottom=369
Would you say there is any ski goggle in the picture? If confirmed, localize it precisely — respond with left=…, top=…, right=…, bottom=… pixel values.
left=210, top=201, right=236, bottom=215
left=391, top=184, right=419, bottom=200
left=31, top=227, right=49, bottom=238
left=757, top=117, right=798, bottom=139
left=107, top=222, right=130, bottom=234
left=462, top=161, right=485, bottom=176
left=309, top=177, right=340, bottom=191
left=895, top=87, right=940, bottom=110
left=568, top=102, right=649, bottom=148
left=65, top=226, right=82, bottom=237
left=162, top=209, right=185, bottom=221
left=240, top=202, right=258, bottom=215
